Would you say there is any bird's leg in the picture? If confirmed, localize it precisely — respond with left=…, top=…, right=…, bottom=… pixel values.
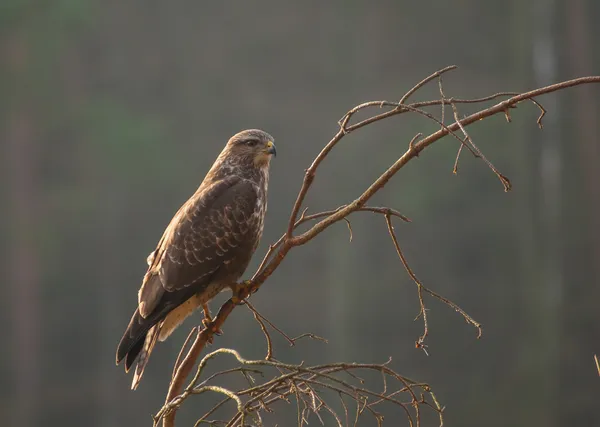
left=201, top=303, right=223, bottom=344
left=201, top=303, right=213, bottom=325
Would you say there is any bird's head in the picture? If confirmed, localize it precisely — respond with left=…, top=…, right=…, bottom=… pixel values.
left=224, top=129, right=276, bottom=170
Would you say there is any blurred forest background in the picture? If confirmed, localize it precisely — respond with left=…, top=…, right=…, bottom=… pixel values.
left=2, top=1, right=599, bottom=426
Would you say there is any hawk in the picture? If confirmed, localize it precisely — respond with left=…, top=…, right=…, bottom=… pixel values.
left=116, top=129, right=276, bottom=389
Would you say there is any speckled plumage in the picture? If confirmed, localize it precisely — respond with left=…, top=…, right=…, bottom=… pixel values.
left=116, top=129, right=275, bottom=389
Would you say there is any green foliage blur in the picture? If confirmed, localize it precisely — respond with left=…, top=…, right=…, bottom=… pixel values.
left=3, top=1, right=599, bottom=426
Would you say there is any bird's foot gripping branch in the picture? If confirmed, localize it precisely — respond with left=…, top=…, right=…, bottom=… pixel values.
left=231, top=279, right=260, bottom=303
left=151, top=66, right=600, bottom=427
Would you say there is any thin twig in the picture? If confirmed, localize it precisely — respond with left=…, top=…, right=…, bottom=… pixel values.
left=401, top=104, right=479, bottom=158
left=290, top=333, right=329, bottom=344
left=450, top=102, right=511, bottom=191
left=399, top=65, right=458, bottom=105
left=172, top=326, right=198, bottom=380
left=385, top=214, right=482, bottom=346
left=384, top=214, right=429, bottom=352
left=245, top=301, right=274, bottom=360
left=438, top=75, right=464, bottom=174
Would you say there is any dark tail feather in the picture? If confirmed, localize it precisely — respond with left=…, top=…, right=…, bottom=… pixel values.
left=125, top=336, right=145, bottom=372
left=131, top=325, right=160, bottom=390
left=116, top=306, right=171, bottom=389
left=116, top=308, right=151, bottom=366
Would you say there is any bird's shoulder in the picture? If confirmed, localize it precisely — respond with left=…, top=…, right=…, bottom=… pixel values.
left=137, top=175, right=263, bottom=315
left=145, top=175, right=242, bottom=267
left=153, top=175, right=262, bottom=285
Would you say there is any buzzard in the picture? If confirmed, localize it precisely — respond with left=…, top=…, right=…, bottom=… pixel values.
left=116, top=129, right=276, bottom=389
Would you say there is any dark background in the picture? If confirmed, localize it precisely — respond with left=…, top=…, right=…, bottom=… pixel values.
left=3, top=1, right=599, bottom=426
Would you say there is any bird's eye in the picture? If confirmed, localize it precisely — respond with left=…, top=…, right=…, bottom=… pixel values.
left=245, top=139, right=259, bottom=147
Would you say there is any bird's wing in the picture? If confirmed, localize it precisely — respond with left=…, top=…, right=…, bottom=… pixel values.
left=137, top=175, right=259, bottom=319
left=116, top=175, right=261, bottom=376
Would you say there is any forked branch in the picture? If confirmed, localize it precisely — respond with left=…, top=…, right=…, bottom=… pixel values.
left=159, top=67, right=600, bottom=427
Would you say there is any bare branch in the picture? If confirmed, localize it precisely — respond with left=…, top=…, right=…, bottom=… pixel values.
left=245, top=301, right=274, bottom=360
left=172, top=326, right=198, bottom=380
left=159, top=349, right=439, bottom=427
left=384, top=214, right=429, bottom=352
left=399, top=65, right=458, bottom=105
left=245, top=300, right=326, bottom=349
left=386, top=212, right=482, bottom=342
left=401, top=103, right=479, bottom=158
left=159, top=68, right=600, bottom=426
left=450, top=102, right=511, bottom=191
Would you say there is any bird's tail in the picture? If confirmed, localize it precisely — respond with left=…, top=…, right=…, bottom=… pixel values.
left=116, top=308, right=164, bottom=389
left=116, top=308, right=147, bottom=367
left=131, top=325, right=160, bottom=390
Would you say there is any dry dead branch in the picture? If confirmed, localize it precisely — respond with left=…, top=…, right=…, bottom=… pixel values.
left=157, top=66, right=600, bottom=427
left=153, top=348, right=442, bottom=427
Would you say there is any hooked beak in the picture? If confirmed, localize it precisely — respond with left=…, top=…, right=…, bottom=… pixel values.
left=266, top=141, right=277, bottom=157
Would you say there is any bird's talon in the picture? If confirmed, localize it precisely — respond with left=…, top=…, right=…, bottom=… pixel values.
left=201, top=316, right=223, bottom=335
left=200, top=320, right=222, bottom=344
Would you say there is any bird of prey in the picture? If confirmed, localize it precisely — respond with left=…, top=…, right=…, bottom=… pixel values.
left=116, top=129, right=276, bottom=390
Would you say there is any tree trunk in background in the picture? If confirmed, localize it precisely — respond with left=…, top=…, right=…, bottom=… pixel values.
left=65, top=43, right=124, bottom=426
left=531, top=0, right=563, bottom=421
left=512, top=0, right=561, bottom=424
left=533, top=0, right=562, bottom=310
left=327, top=0, right=363, bottom=362
left=561, top=1, right=600, bottom=424
left=566, top=1, right=600, bottom=280
left=5, top=31, right=41, bottom=427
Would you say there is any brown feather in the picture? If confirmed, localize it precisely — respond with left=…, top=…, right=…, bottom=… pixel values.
left=131, top=325, right=160, bottom=390
left=116, top=129, right=274, bottom=388
left=158, top=293, right=203, bottom=342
